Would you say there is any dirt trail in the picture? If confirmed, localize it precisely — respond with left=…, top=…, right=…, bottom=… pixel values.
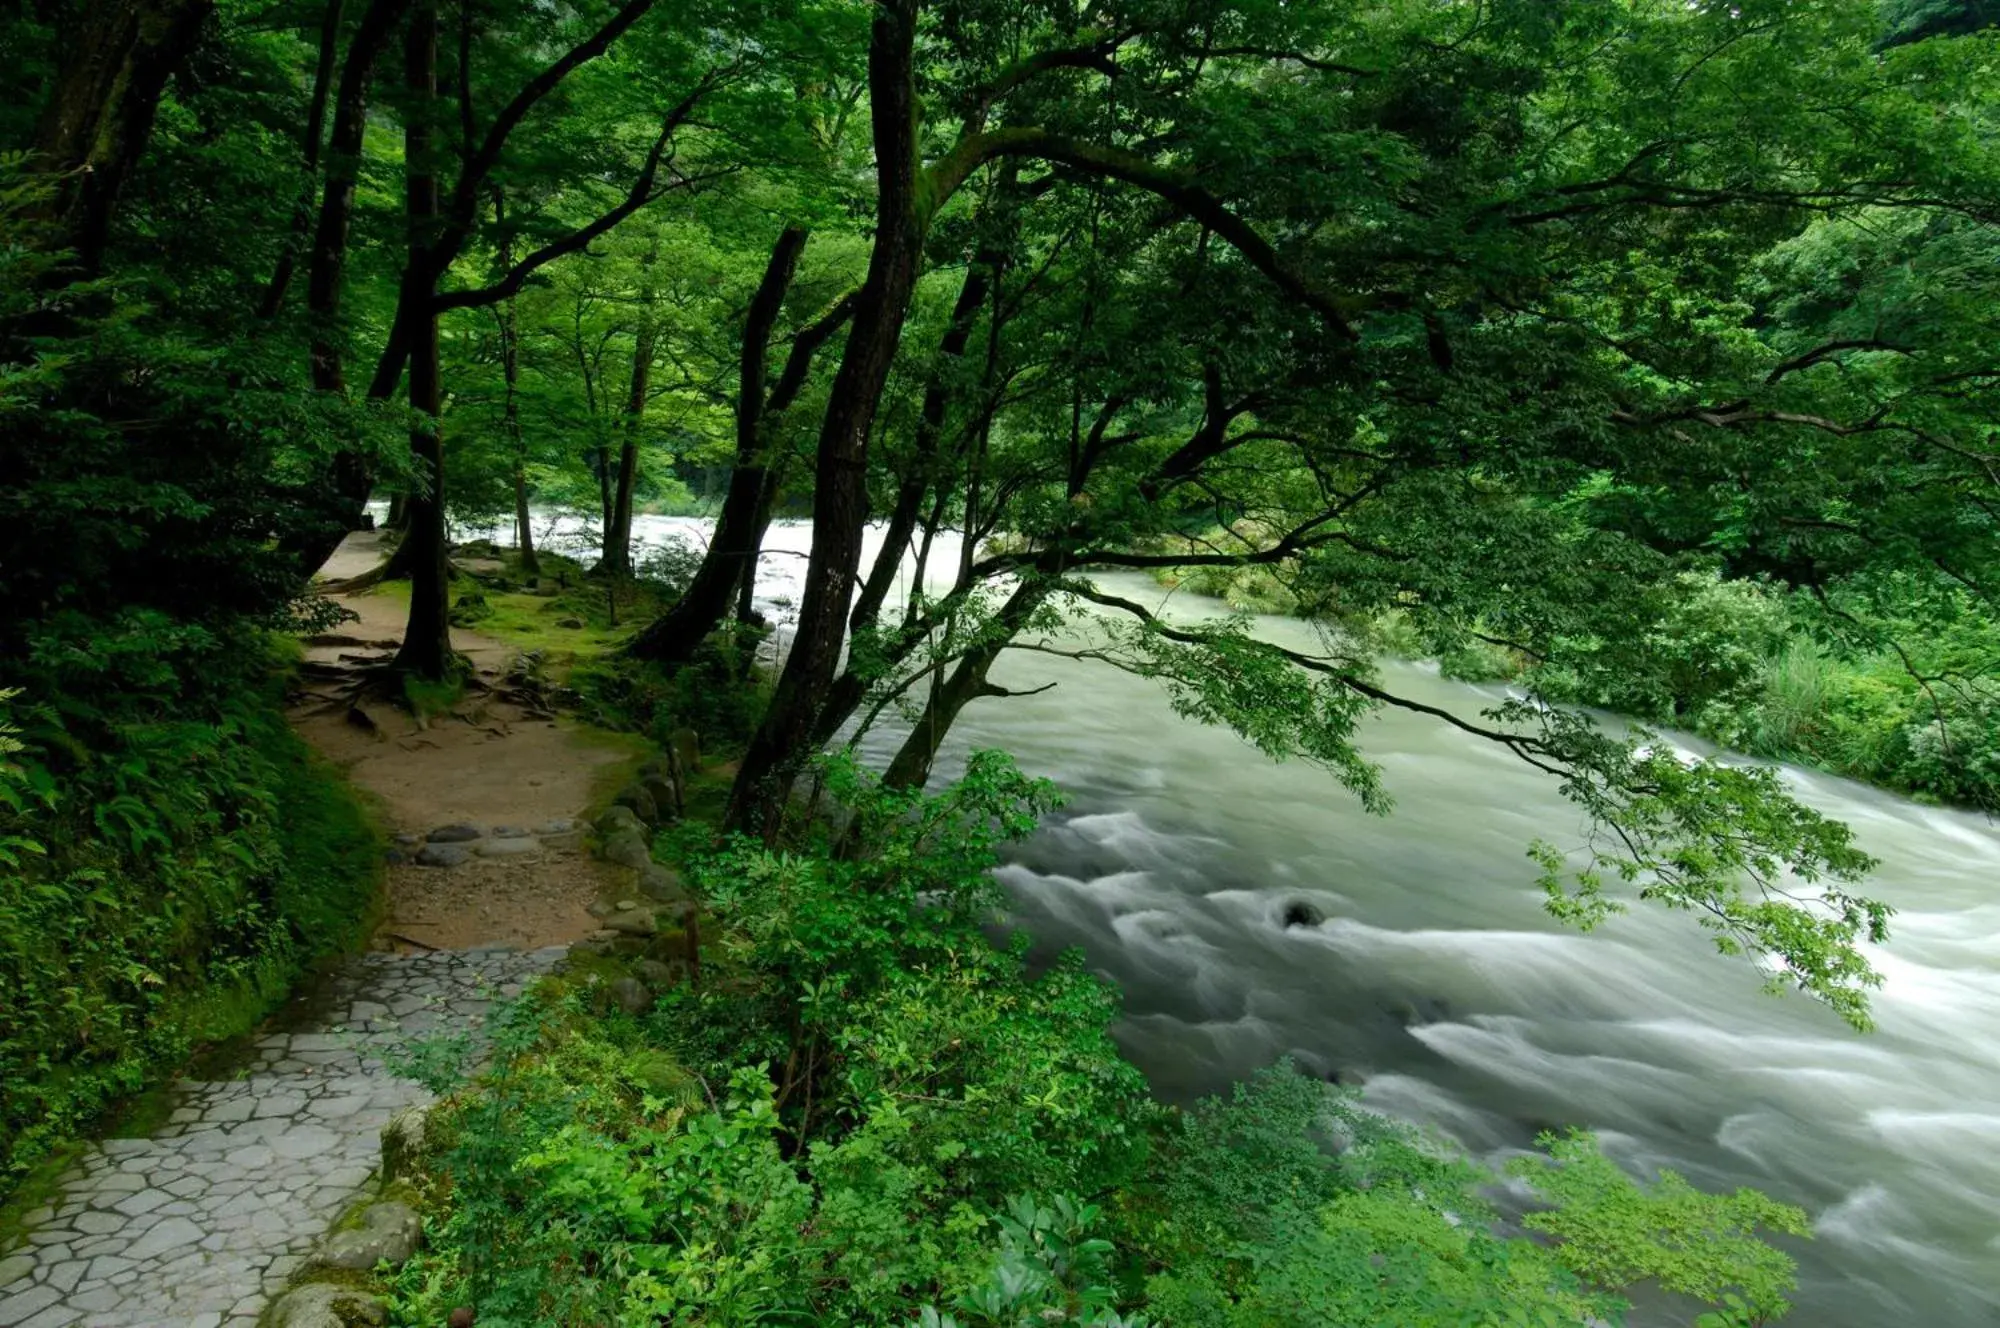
left=291, top=530, right=639, bottom=951
left=0, top=532, right=639, bottom=1327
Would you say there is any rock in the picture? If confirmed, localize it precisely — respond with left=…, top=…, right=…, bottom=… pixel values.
left=633, top=959, right=679, bottom=988
left=427, top=824, right=483, bottom=843
left=0, top=1253, right=33, bottom=1286
left=450, top=591, right=493, bottom=627
left=270, top=1282, right=387, bottom=1328
left=534, top=818, right=576, bottom=835
left=393, top=832, right=423, bottom=847
left=640, top=775, right=683, bottom=823
left=319, top=1200, right=423, bottom=1270
left=595, top=805, right=642, bottom=837
left=474, top=837, right=541, bottom=858
left=380, top=1104, right=431, bottom=1183
left=608, top=976, right=652, bottom=1014
left=555, top=616, right=585, bottom=629
left=600, top=828, right=652, bottom=871
left=415, top=843, right=472, bottom=868
left=638, top=864, right=690, bottom=904
left=668, top=726, right=701, bottom=773
left=605, top=909, right=658, bottom=937
left=586, top=900, right=614, bottom=920
left=612, top=783, right=658, bottom=826
left=490, top=825, right=532, bottom=839
left=1281, top=900, right=1326, bottom=929
left=613, top=899, right=638, bottom=912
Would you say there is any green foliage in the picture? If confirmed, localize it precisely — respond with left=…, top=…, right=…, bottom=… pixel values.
left=920, top=1196, right=1150, bottom=1328
left=0, top=654, right=380, bottom=1192
left=1511, top=700, right=1887, bottom=1029
left=1509, top=1131, right=1812, bottom=1325
left=393, top=768, right=1807, bottom=1328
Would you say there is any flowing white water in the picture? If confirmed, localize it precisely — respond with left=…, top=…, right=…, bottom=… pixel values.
left=486, top=510, right=2000, bottom=1325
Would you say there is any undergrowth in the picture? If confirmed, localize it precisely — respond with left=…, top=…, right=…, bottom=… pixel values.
left=387, top=753, right=1810, bottom=1328
left=0, top=636, right=381, bottom=1198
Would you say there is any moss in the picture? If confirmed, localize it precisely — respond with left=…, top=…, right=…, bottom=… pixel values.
left=400, top=673, right=465, bottom=719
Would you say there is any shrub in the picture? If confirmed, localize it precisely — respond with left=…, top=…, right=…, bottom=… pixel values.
left=389, top=763, right=1810, bottom=1328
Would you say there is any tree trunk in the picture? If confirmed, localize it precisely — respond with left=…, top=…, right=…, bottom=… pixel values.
left=33, top=0, right=214, bottom=277
left=390, top=0, right=453, bottom=680
left=805, top=259, right=1011, bottom=751
left=513, top=468, right=537, bottom=572
left=282, top=0, right=413, bottom=576
left=880, top=578, right=1051, bottom=791
left=308, top=0, right=410, bottom=395
left=594, top=440, right=615, bottom=555
left=258, top=0, right=344, bottom=318
left=724, top=2, right=927, bottom=836
left=849, top=202, right=1010, bottom=637
left=494, top=189, right=538, bottom=576
left=602, top=270, right=656, bottom=581
left=631, top=225, right=808, bottom=663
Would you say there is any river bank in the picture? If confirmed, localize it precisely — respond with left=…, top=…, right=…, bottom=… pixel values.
left=321, top=516, right=2000, bottom=1323
left=856, top=577, right=2000, bottom=1328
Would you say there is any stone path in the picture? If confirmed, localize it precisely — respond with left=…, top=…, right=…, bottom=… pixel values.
left=0, top=946, right=564, bottom=1328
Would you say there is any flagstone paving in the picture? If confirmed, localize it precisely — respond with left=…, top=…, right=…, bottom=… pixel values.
left=0, top=946, right=564, bottom=1328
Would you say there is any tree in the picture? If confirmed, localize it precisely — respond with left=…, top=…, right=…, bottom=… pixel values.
left=667, top=0, right=1996, bottom=1016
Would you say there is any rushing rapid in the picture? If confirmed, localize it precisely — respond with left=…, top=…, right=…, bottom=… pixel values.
left=587, top=512, right=2000, bottom=1324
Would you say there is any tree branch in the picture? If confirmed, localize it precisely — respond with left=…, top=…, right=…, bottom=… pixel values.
left=437, top=0, right=659, bottom=257
left=433, top=77, right=716, bottom=314
left=926, top=127, right=1358, bottom=340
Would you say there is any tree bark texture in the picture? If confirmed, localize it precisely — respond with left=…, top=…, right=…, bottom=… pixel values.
left=258, top=0, right=345, bottom=317
left=849, top=237, right=1002, bottom=637
left=724, top=0, right=928, bottom=836
left=390, top=0, right=453, bottom=680
left=880, top=578, right=1050, bottom=791
left=631, top=224, right=808, bottom=662
left=601, top=244, right=658, bottom=581
left=279, top=0, right=413, bottom=577
left=33, top=0, right=214, bottom=276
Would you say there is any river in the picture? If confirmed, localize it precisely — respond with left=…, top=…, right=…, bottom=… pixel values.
left=535, top=511, right=2000, bottom=1324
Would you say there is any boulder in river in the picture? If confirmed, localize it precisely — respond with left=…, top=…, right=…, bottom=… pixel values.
left=1281, top=900, right=1326, bottom=929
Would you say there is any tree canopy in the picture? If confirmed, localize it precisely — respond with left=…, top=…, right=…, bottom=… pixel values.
left=5, top=0, right=1998, bottom=1050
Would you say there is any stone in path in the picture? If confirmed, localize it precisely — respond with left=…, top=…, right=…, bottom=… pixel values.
left=0, top=947, right=563, bottom=1328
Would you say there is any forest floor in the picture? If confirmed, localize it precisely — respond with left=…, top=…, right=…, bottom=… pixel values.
left=0, top=532, right=643, bottom=1327
left=296, top=531, right=643, bottom=951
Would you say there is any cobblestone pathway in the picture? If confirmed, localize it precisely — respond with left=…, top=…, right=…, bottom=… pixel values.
left=0, top=946, right=564, bottom=1328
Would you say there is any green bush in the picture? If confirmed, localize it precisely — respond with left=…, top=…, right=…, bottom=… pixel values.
left=389, top=757, right=1810, bottom=1328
